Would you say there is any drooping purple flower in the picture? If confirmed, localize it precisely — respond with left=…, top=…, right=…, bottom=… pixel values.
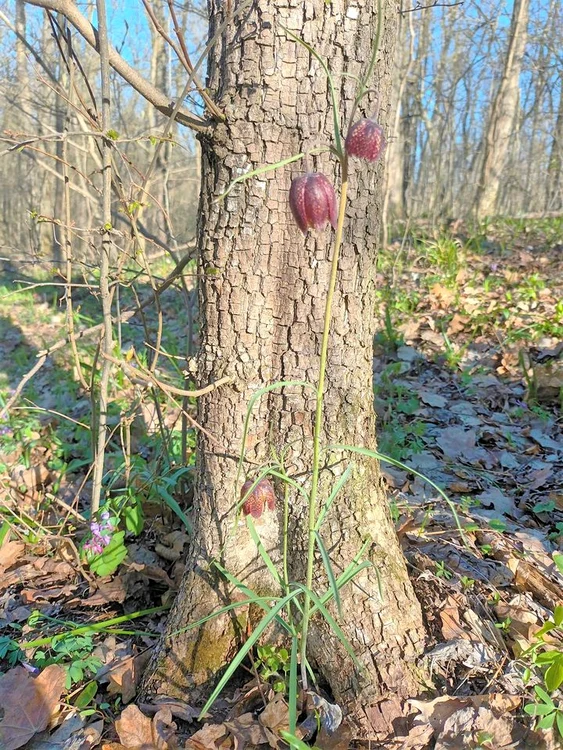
left=240, top=478, right=276, bottom=519
left=345, top=118, right=386, bottom=163
left=289, top=173, right=338, bottom=234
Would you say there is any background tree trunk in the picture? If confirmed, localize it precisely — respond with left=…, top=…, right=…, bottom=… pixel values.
left=475, top=0, right=530, bottom=218
left=143, top=0, right=426, bottom=739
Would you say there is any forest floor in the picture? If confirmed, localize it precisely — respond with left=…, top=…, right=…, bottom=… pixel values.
left=0, top=218, right=562, bottom=750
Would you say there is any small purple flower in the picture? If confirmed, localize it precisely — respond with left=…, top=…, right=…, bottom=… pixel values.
left=84, top=510, right=114, bottom=555
left=289, top=173, right=338, bottom=234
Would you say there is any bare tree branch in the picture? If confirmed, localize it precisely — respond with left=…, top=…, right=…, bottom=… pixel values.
left=24, top=0, right=210, bottom=132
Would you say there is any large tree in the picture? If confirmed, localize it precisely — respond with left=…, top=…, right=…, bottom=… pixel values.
left=475, top=0, right=530, bottom=218
left=25, top=0, right=426, bottom=738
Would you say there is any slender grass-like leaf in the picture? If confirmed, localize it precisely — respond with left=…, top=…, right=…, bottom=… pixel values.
left=154, top=485, right=192, bottom=533
left=311, top=560, right=374, bottom=616
left=281, top=26, right=343, bottom=157
left=267, top=468, right=311, bottom=504
left=279, top=731, right=320, bottom=750
left=236, top=379, right=315, bottom=500
left=198, top=589, right=301, bottom=719
left=315, top=464, right=353, bottom=531
left=291, top=583, right=361, bottom=670
left=215, top=153, right=305, bottom=202
left=288, top=635, right=299, bottom=735
left=314, top=531, right=341, bottom=616
left=212, top=560, right=295, bottom=635
left=280, top=731, right=320, bottom=750
left=215, top=149, right=330, bottom=203
left=19, top=606, right=169, bottom=649
left=167, top=595, right=282, bottom=640
left=246, top=516, right=282, bottom=587
left=328, top=444, right=468, bottom=544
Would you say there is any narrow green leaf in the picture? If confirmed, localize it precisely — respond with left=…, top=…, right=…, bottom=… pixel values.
left=279, top=731, right=319, bottom=750
left=236, top=380, right=315, bottom=498
left=553, top=553, right=563, bottom=576
left=554, top=605, right=563, bottom=627
left=314, top=531, right=342, bottom=617
left=279, top=731, right=321, bottom=750
left=329, top=444, right=467, bottom=544
left=246, top=517, right=282, bottom=587
left=167, top=596, right=281, bottom=640
left=535, top=621, right=557, bottom=639
left=535, top=651, right=559, bottom=664
left=198, top=589, right=301, bottom=719
left=267, top=469, right=311, bottom=503
left=315, top=465, right=353, bottom=531
left=0, top=521, right=11, bottom=545
left=155, top=487, right=192, bottom=533
left=215, top=153, right=305, bottom=202
left=291, top=583, right=361, bottom=671
left=212, top=560, right=294, bottom=635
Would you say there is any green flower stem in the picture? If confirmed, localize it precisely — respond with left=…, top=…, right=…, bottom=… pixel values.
left=300, top=156, right=349, bottom=688
left=18, top=606, right=169, bottom=650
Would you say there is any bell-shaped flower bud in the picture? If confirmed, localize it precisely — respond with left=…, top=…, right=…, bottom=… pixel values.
left=241, top=478, right=276, bottom=519
left=345, top=118, right=386, bottom=163
left=289, top=173, right=338, bottom=234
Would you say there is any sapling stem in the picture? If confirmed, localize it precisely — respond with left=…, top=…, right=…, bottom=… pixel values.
left=300, top=156, right=349, bottom=688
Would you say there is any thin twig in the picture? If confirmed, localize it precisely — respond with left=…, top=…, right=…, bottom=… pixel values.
left=101, top=352, right=233, bottom=399
left=90, top=0, right=113, bottom=515
left=24, top=0, right=209, bottom=131
left=61, top=25, right=89, bottom=391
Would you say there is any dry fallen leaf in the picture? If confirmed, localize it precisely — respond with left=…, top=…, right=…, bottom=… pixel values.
left=26, top=714, right=103, bottom=750
left=139, top=698, right=199, bottom=723
left=410, top=695, right=469, bottom=733
left=258, top=693, right=289, bottom=734
left=0, top=665, right=66, bottom=750
left=0, top=540, right=25, bottom=570
left=107, top=649, right=153, bottom=703
left=224, top=712, right=270, bottom=748
left=115, top=705, right=177, bottom=749
left=115, top=705, right=156, bottom=748
left=184, top=723, right=229, bottom=749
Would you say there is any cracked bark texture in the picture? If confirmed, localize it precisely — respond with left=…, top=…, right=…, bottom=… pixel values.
left=143, top=0, right=426, bottom=738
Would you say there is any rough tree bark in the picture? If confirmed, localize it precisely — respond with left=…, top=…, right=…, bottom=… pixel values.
left=142, top=0, right=426, bottom=739
left=474, top=0, right=530, bottom=218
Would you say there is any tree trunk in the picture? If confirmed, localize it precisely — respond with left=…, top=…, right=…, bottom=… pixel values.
left=546, top=72, right=563, bottom=211
left=382, top=2, right=413, bottom=227
left=474, top=0, right=529, bottom=218
left=143, top=0, right=426, bottom=738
